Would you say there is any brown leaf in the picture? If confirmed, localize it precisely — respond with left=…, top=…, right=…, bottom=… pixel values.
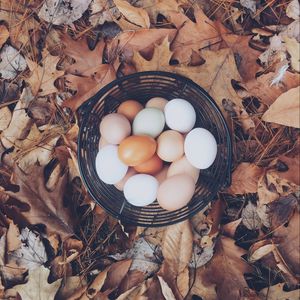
left=257, top=174, right=279, bottom=206
left=176, top=267, right=189, bottom=298
left=245, top=71, right=300, bottom=106
left=158, top=276, right=176, bottom=300
left=55, top=276, right=87, bottom=300
left=259, top=283, right=300, bottom=300
left=6, top=164, right=74, bottom=239
left=262, top=86, right=300, bottom=128
left=228, top=163, right=264, bottom=194
left=6, top=220, right=21, bottom=252
left=169, top=9, right=222, bottom=63
left=114, top=0, right=150, bottom=28
left=194, top=236, right=256, bottom=300
left=0, top=24, right=9, bottom=48
left=222, top=218, right=242, bottom=238
left=284, top=37, right=300, bottom=72
left=118, top=270, right=145, bottom=296
left=26, top=50, right=64, bottom=97
left=248, top=240, right=276, bottom=263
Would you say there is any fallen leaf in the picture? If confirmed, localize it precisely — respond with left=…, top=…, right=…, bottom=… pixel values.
left=248, top=240, right=276, bottom=262
left=0, top=107, right=12, bottom=132
left=5, top=164, right=74, bottom=239
left=117, top=270, right=145, bottom=296
left=284, top=37, right=300, bottom=72
left=176, top=267, right=189, bottom=298
left=26, top=49, right=64, bottom=96
left=222, top=218, right=242, bottom=238
left=6, top=220, right=21, bottom=252
left=12, top=266, right=62, bottom=300
left=114, top=0, right=150, bottom=28
left=259, top=283, right=300, bottom=300
left=257, top=174, right=279, bottom=206
left=0, top=24, right=9, bottom=47
left=262, top=86, right=300, bottom=128
left=245, top=71, right=300, bottom=106
left=169, top=9, right=222, bottom=63
left=90, top=0, right=120, bottom=26
left=228, top=163, right=264, bottom=194
left=0, top=45, right=27, bottom=80
left=241, top=202, right=262, bottom=230
left=158, top=276, right=176, bottom=300
left=55, top=276, right=87, bottom=300
left=38, top=0, right=93, bottom=25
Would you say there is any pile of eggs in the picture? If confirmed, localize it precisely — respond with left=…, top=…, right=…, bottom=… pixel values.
left=96, top=97, right=217, bottom=211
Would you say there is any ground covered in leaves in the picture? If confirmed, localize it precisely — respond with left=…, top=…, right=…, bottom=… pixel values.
left=0, top=0, right=299, bottom=299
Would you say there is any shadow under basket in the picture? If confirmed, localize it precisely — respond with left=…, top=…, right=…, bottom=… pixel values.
left=77, top=71, right=232, bottom=227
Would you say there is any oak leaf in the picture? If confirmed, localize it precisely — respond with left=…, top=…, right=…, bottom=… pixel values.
left=12, top=266, right=62, bottom=300
left=5, top=164, right=74, bottom=239
left=262, top=86, right=300, bottom=128
left=26, top=50, right=64, bottom=96
left=114, top=0, right=150, bottom=28
left=228, top=163, right=264, bottom=194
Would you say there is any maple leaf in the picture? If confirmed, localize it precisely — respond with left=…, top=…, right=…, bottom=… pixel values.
left=262, top=86, right=300, bottom=128
left=12, top=266, right=62, bottom=300
left=133, top=37, right=243, bottom=112
left=26, top=50, right=64, bottom=97
left=5, top=164, right=74, bottom=239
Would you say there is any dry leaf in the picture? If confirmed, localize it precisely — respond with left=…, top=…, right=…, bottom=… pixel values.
left=6, top=221, right=21, bottom=252
left=0, top=107, right=12, bottom=132
left=0, top=45, right=27, bottom=80
left=56, top=276, right=87, bottom=300
left=228, top=163, right=264, bottom=194
left=158, top=276, right=176, bottom=300
left=259, top=283, right=300, bottom=300
left=241, top=202, right=262, bottom=230
left=38, top=0, right=92, bottom=25
left=0, top=24, right=9, bottom=47
left=245, top=71, right=300, bottom=106
left=222, top=218, right=242, bottom=238
left=169, top=9, right=222, bottom=63
left=262, top=86, right=300, bottom=128
left=26, top=49, right=64, bottom=97
left=12, top=266, right=62, bottom=300
left=114, top=0, right=150, bottom=28
left=176, top=267, right=189, bottom=298
left=90, top=0, right=120, bottom=26
left=248, top=240, right=276, bottom=262
left=284, top=37, right=300, bottom=72
left=5, top=164, right=74, bottom=239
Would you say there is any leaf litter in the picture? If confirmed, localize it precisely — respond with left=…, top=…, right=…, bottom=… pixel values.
left=0, top=0, right=299, bottom=299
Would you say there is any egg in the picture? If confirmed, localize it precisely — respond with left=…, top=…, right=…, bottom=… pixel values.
left=184, top=128, right=217, bottom=169
left=124, top=174, right=158, bottom=206
left=167, top=156, right=200, bottom=183
left=157, top=130, right=184, bottom=162
left=133, top=108, right=165, bottom=138
left=146, top=97, right=168, bottom=111
left=134, top=154, right=163, bottom=175
left=117, top=100, right=143, bottom=122
left=100, top=113, right=131, bottom=144
left=95, top=145, right=128, bottom=184
left=164, top=98, right=196, bottom=133
left=114, top=168, right=137, bottom=191
left=157, top=174, right=195, bottom=211
left=118, top=135, right=157, bottom=166
left=98, top=136, right=109, bottom=149
left=155, top=166, right=169, bottom=184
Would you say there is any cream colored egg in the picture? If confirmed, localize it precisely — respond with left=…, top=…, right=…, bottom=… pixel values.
left=146, top=97, right=168, bottom=111
left=167, top=156, right=200, bottom=183
left=157, top=130, right=184, bottom=162
left=157, top=174, right=195, bottom=211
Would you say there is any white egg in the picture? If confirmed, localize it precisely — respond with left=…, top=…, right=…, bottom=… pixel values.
left=133, top=108, right=165, bottom=138
left=124, top=174, right=158, bottom=206
left=164, top=98, right=196, bottom=133
left=184, top=128, right=217, bottom=169
left=95, top=145, right=128, bottom=184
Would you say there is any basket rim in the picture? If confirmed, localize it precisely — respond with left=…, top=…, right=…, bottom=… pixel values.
left=77, top=71, right=232, bottom=226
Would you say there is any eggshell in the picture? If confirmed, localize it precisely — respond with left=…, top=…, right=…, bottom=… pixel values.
left=167, top=156, right=200, bottom=183
left=134, top=154, right=163, bottom=175
left=118, top=135, right=157, bottom=166
left=164, top=98, right=196, bottom=133
left=98, top=136, right=109, bottom=149
left=117, top=100, right=143, bottom=122
left=155, top=166, right=169, bottom=184
left=146, top=97, right=168, bottom=111
left=124, top=174, right=158, bottom=206
left=157, top=174, right=195, bottom=211
left=157, top=130, right=184, bottom=162
left=114, top=168, right=137, bottom=191
left=133, top=108, right=165, bottom=138
left=100, top=113, right=131, bottom=144
left=184, top=128, right=217, bottom=169
left=95, top=145, right=128, bottom=184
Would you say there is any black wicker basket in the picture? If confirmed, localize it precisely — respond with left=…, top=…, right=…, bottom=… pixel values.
left=77, top=71, right=232, bottom=227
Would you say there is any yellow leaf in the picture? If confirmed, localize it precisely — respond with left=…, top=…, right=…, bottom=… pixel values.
left=114, top=0, right=150, bottom=28
left=262, top=86, right=300, bottom=128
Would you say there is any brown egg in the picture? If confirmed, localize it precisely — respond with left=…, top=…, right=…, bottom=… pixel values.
left=114, top=168, right=137, bottom=191
left=146, top=97, right=168, bottom=111
left=155, top=166, right=169, bottom=184
left=117, top=100, right=143, bottom=122
left=157, top=174, right=195, bottom=211
left=118, top=135, right=157, bottom=166
left=134, top=154, right=163, bottom=175
left=157, top=130, right=184, bottom=162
